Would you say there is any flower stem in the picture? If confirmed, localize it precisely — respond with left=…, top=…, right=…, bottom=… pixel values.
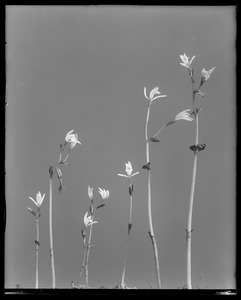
left=152, top=124, right=167, bottom=139
left=49, top=176, right=56, bottom=288
left=121, top=179, right=133, bottom=287
left=78, top=242, right=87, bottom=287
left=187, top=75, right=199, bottom=289
left=145, top=103, right=161, bottom=289
left=85, top=221, right=94, bottom=287
left=35, top=218, right=39, bottom=289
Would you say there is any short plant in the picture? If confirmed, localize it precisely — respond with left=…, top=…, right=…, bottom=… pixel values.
left=78, top=186, right=109, bottom=288
left=27, top=191, right=45, bottom=288
left=118, top=161, right=139, bottom=288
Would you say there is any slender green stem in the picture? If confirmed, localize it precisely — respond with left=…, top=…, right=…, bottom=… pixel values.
left=85, top=220, right=94, bottom=287
left=145, top=102, right=161, bottom=289
left=187, top=73, right=199, bottom=289
left=35, top=218, right=39, bottom=289
left=152, top=124, right=167, bottom=139
left=121, top=179, right=133, bottom=286
left=49, top=177, right=56, bottom=288
left=78, top=240, right=87, bottom=287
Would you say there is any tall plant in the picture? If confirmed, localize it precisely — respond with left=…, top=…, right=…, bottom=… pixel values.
left=143, top=86, right=194, bottom=288
left=48, top=130, right=81, bottom=288
left=180, top=53, right=215, bottom=289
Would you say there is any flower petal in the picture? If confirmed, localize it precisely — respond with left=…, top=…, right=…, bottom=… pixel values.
left=27, top=207, right=36, bottom=216
left=29, top=197, right=38, bottom=207
left=189, top=55, right=196, bottom=66
left=144, top=87, right=149, bottom=100
left=150, top=87, right=160, bottom=100
left=152, top=95, right=167, bottom=101
left=118, top=173, right=128, bottom=177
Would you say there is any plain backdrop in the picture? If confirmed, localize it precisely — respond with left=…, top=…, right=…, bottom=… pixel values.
left=5, top=6, right=235, bottom=289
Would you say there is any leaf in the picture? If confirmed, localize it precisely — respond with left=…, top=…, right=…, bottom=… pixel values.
left=27, top=207, right=36, bottom=217
left=189, top=143, right=206, bottom=152
left=129, top=186, right=133, bottom=196
left=96, top=203, right=106, bottom=210
left=197, top=143, right=206, bottom=151
left=49, top=166, right=55, bottom=178
left=35, top=240, right=40, bottom=246
left=89, top=205, right=94, bottom=215
left=142, top=162, right=151, bottom=170
left=81, top=229, right=86, bottom=240
left=128, top=223, right=132, bottom=235
left=149, top=137, right=160, bottom=143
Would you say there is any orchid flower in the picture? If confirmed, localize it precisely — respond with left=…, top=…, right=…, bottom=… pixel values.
left=144, top=86, right=167, bottom=103
left=152, top=109, right=194, bottom=139
left=83, top=212, right=98, bottom=228
left=201, top=67, right=216, bottom=83
left=65, top=130, right=81, bottom=149
left=29, top=191, right=45, bottom=208
left=172, top=109, right=194, bottom=122
left=118, top=161, right=139, bottom=179
left=98, top=188, right=110, bottom=200
left=180, top=53, right=196, bottom=69
left=88, top=186, right=94, bottom=201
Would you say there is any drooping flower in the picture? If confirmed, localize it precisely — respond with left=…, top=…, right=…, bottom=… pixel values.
left=88, top=186, right=94, bottom=201
left=98, top=188, right=110, bottom=200
left=83, top=211, right=98, bottom=228
left=173, top=109, right=194, bottom=122
left=118, top=161, right=139, bottom=179
left=65, top=130, right=81, bottom=149
left=180, top=53, right=196, bottom=69
left=144, top=86, right=167, bottom=102
left=165, top=109, right=194, bottom=128
left=29, top=191, right=45, bottom=208
left=201, top=67, right=216, bottom=83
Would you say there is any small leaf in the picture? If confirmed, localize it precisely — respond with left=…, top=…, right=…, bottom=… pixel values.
left=87, top=243, right=93, bottom=249
left=96, top=203, right=106, bottom=210
left=191, top=107, right=202, bottom=116
left=35, top=240, right=40, bottom=246
left=27, top=207, right=36, bottom=217
left=142, top=162, right=151, bottom=170
left=89, top=205, right=94, bottom=215
left=196, top=90, right=205, bottom=97
left=149, top=137, right=160, bottom=143
left=129, top=186, right=133, bottom=196
left=189, top=145, right=198, bottom=152
left=128, top=223, right=132, bottom=235
left=189, top=143, right=206, bottom=152
left=197, top=143, right=206, bottom=151
left=49, top=166, right=55, bottom=178
left=81, top=229, right=86, bottom=240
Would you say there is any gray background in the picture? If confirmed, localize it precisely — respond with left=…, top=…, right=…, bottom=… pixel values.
left=5, top=6, right=235, bottom=289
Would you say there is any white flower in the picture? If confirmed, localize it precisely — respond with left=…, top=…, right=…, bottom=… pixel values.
left=118, top=161, right=139, bottom=179
left=29, top=191, right=45, bottom=208
left=173, top=109, right=194, bottom=122
left=88, top=186, right=94, bottom=200
left=144, top=86, right=167, bottom=102
left=201, top=67, right=216, bottom=82
left=84, top=212, right=98, bottom=228
left=180, top=53, right=195, bottom=69
left=98, top=188, right=110, bottom=200
left=65, top=130, right=81, bottom=149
